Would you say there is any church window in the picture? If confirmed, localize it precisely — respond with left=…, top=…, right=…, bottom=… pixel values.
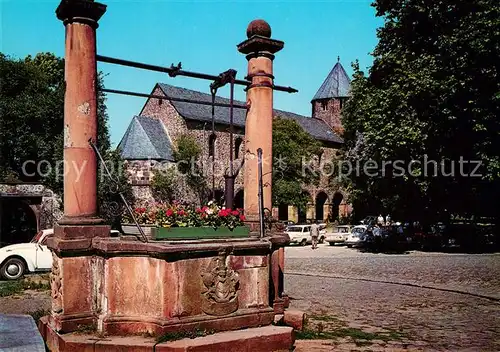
left=235, top=137, right=243, bottom=159
left=209, top=134, right=216, bottom=157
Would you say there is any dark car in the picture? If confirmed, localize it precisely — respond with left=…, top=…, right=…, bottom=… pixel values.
left=359, top=225, right=410, bottom=253
left=441, top=223, right=497, bottom=253
left=360, top=216, right=377, bottom=226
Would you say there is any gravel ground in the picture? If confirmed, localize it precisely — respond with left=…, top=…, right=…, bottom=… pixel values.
left=0, top=290, right=51, bottom=315
left=0, top=274, right=51, bottom=315
left=286, top=244, right=500, bottom=351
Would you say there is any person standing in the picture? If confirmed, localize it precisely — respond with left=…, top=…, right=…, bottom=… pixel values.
left=310, top=221, right=320, bottom=249
left=377, top=214, right=384, bottom=225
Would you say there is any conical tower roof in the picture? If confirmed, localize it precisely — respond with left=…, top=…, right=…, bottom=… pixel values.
left=312, top=58, right=351, bottom=101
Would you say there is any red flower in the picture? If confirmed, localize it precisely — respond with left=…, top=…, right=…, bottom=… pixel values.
left=166, top=209, right=174, bottom=216
left=196, top=208, right=203, bottom=213
left=231, top=210, right=239, bottom=216
left=219, top=209, right=231, bottom=217
left=239, top=215, right=246, bottom=221
left=177, top=209, right=186, bottom=216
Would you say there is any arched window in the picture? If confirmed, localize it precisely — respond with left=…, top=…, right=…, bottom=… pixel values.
left=234, top=137, right=243, bottom=159
left=208, top=134, right=216, bottom=157
left=321, top=100, right=328, bottom=111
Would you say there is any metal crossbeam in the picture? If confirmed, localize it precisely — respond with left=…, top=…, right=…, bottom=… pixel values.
left=96, top=55, right=298, bottom=93
left=100, top=88, right=248, bottom=109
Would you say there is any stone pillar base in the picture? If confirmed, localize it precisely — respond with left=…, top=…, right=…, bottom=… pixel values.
left=39, top=317, right=295, bottom=352
left=49, top=224, right=110, bottom=252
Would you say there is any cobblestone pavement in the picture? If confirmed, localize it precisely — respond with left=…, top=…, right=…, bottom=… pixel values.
left=286, top=245, right=500, bottom=351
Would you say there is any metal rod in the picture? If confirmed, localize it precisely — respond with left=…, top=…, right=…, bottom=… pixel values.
left=96, top=55, right=298, bottom=93
left=210, top=88, right=216, bottom=201
left=258, top=148, right=265, bottom=238
left=229, top=75, right=234, bottom=177
left=100, top=88, right=248, bottom=109
left=224, top=175, right=235, bottom=210
left=89, top=139, right=148, bottom=243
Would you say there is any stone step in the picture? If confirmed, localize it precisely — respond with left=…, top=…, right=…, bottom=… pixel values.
left=40, top=317, right=294, bottom=352
left=156, top=326, right=294, bottom=352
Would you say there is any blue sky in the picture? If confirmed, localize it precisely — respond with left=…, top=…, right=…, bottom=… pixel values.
left=2, top=0, right=383, bottom=146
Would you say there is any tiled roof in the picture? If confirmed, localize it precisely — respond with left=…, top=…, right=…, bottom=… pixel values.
left=158, top=83, right=343, bottom=144
left=312, top=61, right=351, bottom=100
left=118, top=115, right=174, bottom=160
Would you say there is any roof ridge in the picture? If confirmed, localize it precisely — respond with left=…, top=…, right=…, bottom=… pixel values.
left=158, top=82, right=312, bottom=119
left=155, top=82, right=343, bottom=144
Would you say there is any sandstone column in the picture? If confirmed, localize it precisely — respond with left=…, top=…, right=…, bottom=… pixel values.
left=238, top=20, right=290, bottom=314
left=237, top=20, right=283, bottom=226
left=54, top=0, right=110, bottom=243
left=48, top=0, right=109, bottom=333
left=57, top=0, right=105, bottom=225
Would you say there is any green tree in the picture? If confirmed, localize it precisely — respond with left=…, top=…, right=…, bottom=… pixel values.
left=172, top=134, right=207, bottom=205
left=272, top=117, right=322, bottom=210
left=151, top=167, right=176, bottom=203
left=98, top=149, right=133, bottom=228
left=0, top=52, right=128, bottom=226
left=0, top=53, right=111, bottom=189
left=341, top=0, right=500, bottom=224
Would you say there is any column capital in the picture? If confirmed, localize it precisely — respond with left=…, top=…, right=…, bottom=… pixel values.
left=56, top=0, right=107, bottom=28
left=237, top=19, right=284, bottom=58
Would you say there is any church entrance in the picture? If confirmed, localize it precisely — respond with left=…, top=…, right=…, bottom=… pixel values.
left=331, top=192, right=343, bottom=221
left=315, top=192, right=328, bottom=221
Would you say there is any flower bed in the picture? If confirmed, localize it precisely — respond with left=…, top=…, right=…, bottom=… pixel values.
left=122, top=201, right=249, bottom=240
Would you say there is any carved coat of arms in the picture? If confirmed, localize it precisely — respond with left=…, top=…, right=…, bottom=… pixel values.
left=201, top=250, right=239, bottom=316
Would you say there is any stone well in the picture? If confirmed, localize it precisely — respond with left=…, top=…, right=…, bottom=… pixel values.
left=39, top=1, right=300, bottom=351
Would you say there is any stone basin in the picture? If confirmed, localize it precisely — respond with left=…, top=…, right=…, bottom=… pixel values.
left=46, top=236, right=279, bottom=337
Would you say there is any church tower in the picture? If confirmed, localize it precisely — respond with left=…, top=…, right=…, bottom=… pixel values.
left=311, top=57, right=351, bottom=135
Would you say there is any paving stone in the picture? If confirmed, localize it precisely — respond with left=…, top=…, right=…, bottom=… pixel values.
left=0, top=314, right=45, bottom=352
left=286, top=245, right=500, bottom=351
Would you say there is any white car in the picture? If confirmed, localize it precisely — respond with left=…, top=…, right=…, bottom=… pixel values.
left=0, top=229, right=122, bottom=280
left=286, top=224, right=326, bottom=246
left=345, top=225, right=368, bottom=247
left=0, top=229, right=54, bottom=280
left=325, top=225, right=352, bottom=245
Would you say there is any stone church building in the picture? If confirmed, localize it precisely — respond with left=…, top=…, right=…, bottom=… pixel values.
left=118, top=59, right=353, bottom=223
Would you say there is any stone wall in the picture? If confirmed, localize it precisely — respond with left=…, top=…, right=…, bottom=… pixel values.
left=123, top=88, right=350, bottom=219
left=134, top=86, right=247, bottom=205
left=140, top=86, right=187, bottom=146
left=312, top=98, right=344, bottom=135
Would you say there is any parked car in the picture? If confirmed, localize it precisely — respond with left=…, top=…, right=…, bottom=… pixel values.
left=286, top=224, right=326, bottom=246
left=0, top=229, right=54, bottom=280
left=359, top=226, right=409, bottom=252
left=360, top=216, right=377, bottom=226
left=286, top=225, right=312, bottom=246
left=345, top=225, right=368, bottom=247
left=325, top=225, right=352, bottom=245
left=318, top=223, right=327, bottom=243
left=0, top=228, right=122, bottom=280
